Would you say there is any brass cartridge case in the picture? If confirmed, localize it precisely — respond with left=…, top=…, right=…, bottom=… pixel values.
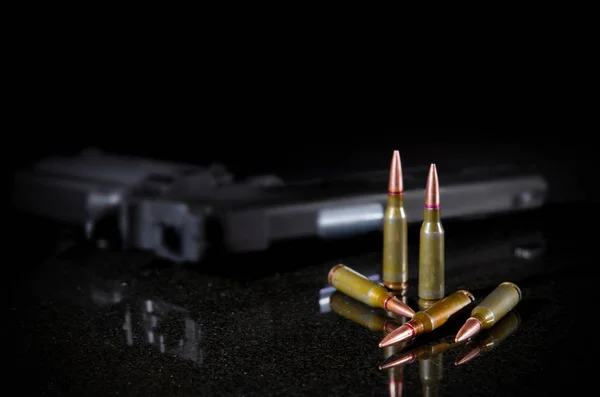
left=418, top=208, right=445, bottom=301
left=328, top=264, right=390, bottom=308
left=472, top=282, right=521, bottom=329
left=329, top=291, right=398, bottom=333
left=383, top=195, right=408, bottom=290
left=411, top=290, right=474, bottom=334
left=328, top=264, right=415, bottom=318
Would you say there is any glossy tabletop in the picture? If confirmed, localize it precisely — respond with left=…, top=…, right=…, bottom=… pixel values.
left=8, top=202, right=593, bottom=396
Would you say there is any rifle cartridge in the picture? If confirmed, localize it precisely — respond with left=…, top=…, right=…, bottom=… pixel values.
left=328, top=264, right=415, bottom=318
left=382, top=150, right=408, bottom=291
left=379, top=290, right=474, bottom=347
left=455, top=310, right=521, bottom=365
left=455, top=282, right=521, bottom=342
left=419, top=164, right=445, bottom=301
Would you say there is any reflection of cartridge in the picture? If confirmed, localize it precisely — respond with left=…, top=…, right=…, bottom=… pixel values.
left=455, top=310, right=521, bottom=366
left=382, top=150, right=408, bottom=291
left=419, top=282, right=446, bottom=397
left=379, top=290, right=474, bottom=348
left=382, top=296, right=409, bottom=397
left=383, top=339, right=405, bottom=397
left=328, top=264, right=415, bottom=318
left=380, top=337, right=456, bottom=370
left=420, top=353, right=444, bottom=397
left=455, top=282, right=521, bottom=343
left=418, top=164, right=445, bottom=306
left=329, top=291, right=399, bottom=333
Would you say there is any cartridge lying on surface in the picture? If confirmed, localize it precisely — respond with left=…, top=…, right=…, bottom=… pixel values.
left=379, top=290, right=474, bottom=348
left=455, top=310, right=521, bottom=365
left=328, top=264, right=415, bottom=318
left=455, top=282, right=521, bottom=343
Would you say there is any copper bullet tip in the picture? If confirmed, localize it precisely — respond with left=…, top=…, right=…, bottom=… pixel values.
left=455, top=317, right=483, bottom=343
left=388, top=150, right=403, bottom=195
left=455, top=345, right=482, bottom=366
left=379, top=323, right=415, bottom=348
left=383, top=296, right=415, bottom=318
left=424, top=163, right=440, bottom=209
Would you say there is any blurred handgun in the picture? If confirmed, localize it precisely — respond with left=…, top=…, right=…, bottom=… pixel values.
left=11, top=149, right=547, bottom=262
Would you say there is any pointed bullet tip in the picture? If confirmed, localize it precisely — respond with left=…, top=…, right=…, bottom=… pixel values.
left=388, top=150, right=403, bottom=194
left=455, top=317, right=483, bottom=343
left=378, top=323, right=414, bottom=348
left=383, top=296, right=415, bottom=318
left=424, top=163, right=440, bottom=208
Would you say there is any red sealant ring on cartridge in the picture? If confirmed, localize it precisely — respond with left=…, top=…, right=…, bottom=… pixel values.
left=403, top=322, right=416, bottom=337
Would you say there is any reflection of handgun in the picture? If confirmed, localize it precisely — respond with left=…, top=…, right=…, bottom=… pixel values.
left=119, top=298, right=203, bottom=364
left=12, top=149, right=547, bottom=262
left=90, top=278, right=203, bottom=365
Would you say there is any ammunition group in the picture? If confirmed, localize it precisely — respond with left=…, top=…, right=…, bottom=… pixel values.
left=326, top=150, right=524, bottom=388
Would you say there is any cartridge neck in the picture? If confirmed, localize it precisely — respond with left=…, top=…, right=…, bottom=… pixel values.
left=387, top=194, right=404, bottom=207
left=472, top=314, right=486, bottom=325
left=423, top=208, right=441, bottom=222
left=407, top=319, right=424, bottom=335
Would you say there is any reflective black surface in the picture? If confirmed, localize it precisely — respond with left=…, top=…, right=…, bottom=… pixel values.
left=8, top=202, right=594, bottom=396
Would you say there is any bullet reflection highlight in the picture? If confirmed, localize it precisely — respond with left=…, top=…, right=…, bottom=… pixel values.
left=455, top=310, right=521, bottom=366
left=318, top=273, right=381, bottom=313
left=420, top=353, right=443, bottom=397
left=379, top=337, right=457, bottom=370
left=418, top=298, right=445, bottom=397
left=382, top=296, right=410, bottom=397
left=329, top=291, right=400, bottom=333
left=329, top=264, right=415, bottom=318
